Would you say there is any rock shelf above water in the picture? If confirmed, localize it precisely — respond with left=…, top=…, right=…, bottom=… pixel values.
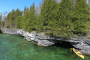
left=1, top=28, right=56, bottom=46
left=1, top=28, right=90, bottom=56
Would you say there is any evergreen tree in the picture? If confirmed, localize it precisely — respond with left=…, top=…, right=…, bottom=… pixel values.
left=39, top=0, right=58, bottom=32
left=73, top=0, right=89, bottom=34
left=6, top=12, right=12, bottom=28
left=51, top=0, right=73, bottom=38
left=24, top=6, right=27, bottom=14
left=15, top=8, right=22, bottom=18
left=2, top=0, right=89, bottom=38
left=2, top=16, right=7, bottom=27
left=15, top=8, right=22, bottom=28
left=6, top=9, right=22, bottom=28
left=15, top=15, right=21, bottom=28
left=10, top=9, right=16, bottom=28
left=21, top=8, right=29, bottom=30
left=26, top=3, right=36, bottom=32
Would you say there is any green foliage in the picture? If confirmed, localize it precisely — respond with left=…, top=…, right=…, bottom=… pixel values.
left=24, top=6, right=27, bottom=14
left=26, top=3, right=36, bottom=32
left=11, top=9, right=16, bottom=21
left=15, top=9, right=22, bottom=18
left=6, top=24, right=10, bottom=28
left=37, top=0, right=75, bottom=38
left=39, top=0, right=58, bottom=31
left=15, top=15, right=21, bottom=28
left=21, top=3, right=37, bottom=32
left=73, top=0, right=89, bottom=34
left=21, top=8, right=29, bottom=30
left=54, top=0, right=73, bottom=38
left=2, top=0, right=90, bottom=39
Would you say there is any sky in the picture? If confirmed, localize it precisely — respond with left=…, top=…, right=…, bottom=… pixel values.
left=0, top=0, right=42, bottom=13
left=0, top=0, right=88, bottom=16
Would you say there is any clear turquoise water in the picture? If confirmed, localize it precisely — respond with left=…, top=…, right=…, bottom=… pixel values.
left=0, top=34, right=90, bottom=60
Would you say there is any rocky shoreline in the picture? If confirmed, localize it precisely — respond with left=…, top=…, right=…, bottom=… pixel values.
left=1, top=28, right=90, bottom=56
left=1, top=28, right=57, bottom=46
left=67, top=38, right=90, bottom=56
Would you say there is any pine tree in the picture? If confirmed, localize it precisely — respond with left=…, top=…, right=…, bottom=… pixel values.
left=26, top=3, right=36, bottom=32
left=15, top=8, right=22, bottom=18
left=21, top=8, right=29, bottom=30
left=39, top=0, right=58, bottom=32
left=10, top=9, right=16, bottom=28
left=51, top=0, right=73, bottom=38
left=24, top=6, right=27, bottom=14
left=2, top=16, right=7, bottom=27
left=73, top=0, right=89, bottom=34
left=6, top=12, right=12, bottom=28
left=15, top=8, right=22, bottom=28
left=15, top=15, right=21, bottom=28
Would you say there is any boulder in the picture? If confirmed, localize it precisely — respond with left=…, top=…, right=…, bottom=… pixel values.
left=37, top=40, right=56, bottom=46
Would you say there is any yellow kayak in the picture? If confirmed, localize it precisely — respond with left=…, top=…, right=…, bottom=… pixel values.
left=72, top=48, right=84, bottom=59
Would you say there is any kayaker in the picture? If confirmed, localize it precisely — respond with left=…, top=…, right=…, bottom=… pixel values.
left=78, top=52, right=82, bottom=55
left=75, top=49, right=78, bottom=52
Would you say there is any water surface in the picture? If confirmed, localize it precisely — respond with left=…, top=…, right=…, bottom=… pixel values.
left=0, top=34, right=90, bottom=60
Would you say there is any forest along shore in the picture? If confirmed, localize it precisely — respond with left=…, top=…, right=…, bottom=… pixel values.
left=1, top=28, right=90, bottom=56
left=0, top=0, right=90, bottom=57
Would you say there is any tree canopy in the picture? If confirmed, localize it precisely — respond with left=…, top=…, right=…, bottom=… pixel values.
left=1, top=0, right=90, bottom=38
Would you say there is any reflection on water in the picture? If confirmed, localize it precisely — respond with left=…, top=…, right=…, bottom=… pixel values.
left=0, top=34, right=90, bottom=60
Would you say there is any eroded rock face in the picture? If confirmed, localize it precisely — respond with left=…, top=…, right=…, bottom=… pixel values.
left=1, top=28, right=90, bottom=55
left=68, top=37, right=90, bottom=56
left=1, top=28, right=57, bottom=46
left=0, top=29, right=2, bottom=33
left=37, top=40, right=56, bottom=46
left=1, top=29, right=18, bottom=35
